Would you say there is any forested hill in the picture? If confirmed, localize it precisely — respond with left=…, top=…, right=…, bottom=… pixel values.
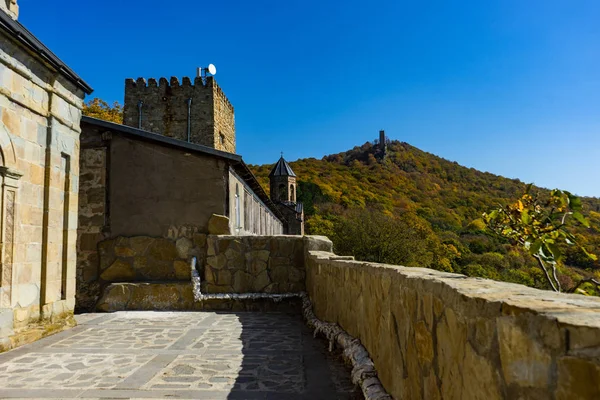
left=250, top=140, right=600, bottom=292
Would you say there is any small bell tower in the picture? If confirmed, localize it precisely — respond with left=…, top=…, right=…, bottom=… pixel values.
left=269, top=155, right=297, bottom=203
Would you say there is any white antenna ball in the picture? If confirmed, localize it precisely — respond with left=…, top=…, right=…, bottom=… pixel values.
left=208, top=64, right=217, bottom=75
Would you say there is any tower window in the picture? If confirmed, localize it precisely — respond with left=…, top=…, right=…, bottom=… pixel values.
left=219, top=133, right=225, bottom=145
left=278, top=183, right=287, bottom=202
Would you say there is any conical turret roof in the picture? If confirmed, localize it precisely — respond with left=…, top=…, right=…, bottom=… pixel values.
left=269, top=156, right=296, bottom=177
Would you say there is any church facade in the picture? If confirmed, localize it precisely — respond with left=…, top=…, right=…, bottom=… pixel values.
left=0, top=3, right=92, bottom=350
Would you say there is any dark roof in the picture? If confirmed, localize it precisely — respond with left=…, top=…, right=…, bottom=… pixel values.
left=281, top=201, right=303, bottom=215
left=269, top=156, right=296, bottom=177
left=81, top=116, right=285, bottom=222
left=0, top=10, right=93, bottom=94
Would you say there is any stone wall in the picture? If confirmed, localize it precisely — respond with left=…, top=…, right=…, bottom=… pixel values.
left=93, top=235, right=330, bottom=311
left=109, top=134, right=229, bottom=237
left=0, top=21, right=87, bottom=351
left=83, top=232, right=600, bottom=398
left=81, top=233, right=206, bottom=310
left=75, top=146, right=107, bottom=311
left=98, top=235, right=206, bottom=282
left=123, top=76, right=235, bottom=153
left=306, top=250, right=600, bottom=400
left=204, top=235, right=305, bottom=294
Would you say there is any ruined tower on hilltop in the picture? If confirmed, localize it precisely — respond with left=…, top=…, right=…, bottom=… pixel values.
left=375, top=129, right=387, bottom=160
left=123, top=76, right=236, bottom=153
left=269, top=156, right=304, bottom=235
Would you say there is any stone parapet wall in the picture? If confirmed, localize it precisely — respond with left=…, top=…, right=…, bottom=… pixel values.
left=79, top=234, right=206, bottom=311
left=98, top=235, right=206, bottom=282
left=306, top=250, right=600, bottom=400
left=93, top=235, right=332, bottom=311
left=204, top=235, right=306, bottom=294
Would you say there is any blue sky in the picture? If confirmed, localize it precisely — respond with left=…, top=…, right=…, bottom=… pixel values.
left=20, top=1, right=600, bottom=197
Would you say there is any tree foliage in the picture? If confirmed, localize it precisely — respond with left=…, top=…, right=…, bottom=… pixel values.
left=328, top=208, right=457, bottom=269
left=483, top=188, right=598, bottom=294
left=82, top=98, right=123, bottom=124
left=249, top=140, right=600, bottom=294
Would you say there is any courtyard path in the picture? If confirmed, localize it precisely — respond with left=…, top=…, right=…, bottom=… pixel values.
left=0, top=311, right=359, bottom=399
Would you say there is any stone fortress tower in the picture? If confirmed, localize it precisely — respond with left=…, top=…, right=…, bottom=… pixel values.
left=123, top=75, right=236, bottom=153
left=269, top=156, right=304, bottom=235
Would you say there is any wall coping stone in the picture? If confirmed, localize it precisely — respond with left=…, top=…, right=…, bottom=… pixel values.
left=308, top=250, right=600, bottom=329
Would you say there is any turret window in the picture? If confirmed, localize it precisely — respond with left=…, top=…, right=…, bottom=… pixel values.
left=278, top=183, right=287, bottom=202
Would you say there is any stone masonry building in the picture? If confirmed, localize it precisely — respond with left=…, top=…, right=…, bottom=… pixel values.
left=76, top=77, right=286, bottom=311
left=0, top=3, right=92, bottom=351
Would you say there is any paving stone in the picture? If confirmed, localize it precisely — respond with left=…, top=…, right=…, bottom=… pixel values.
left=0, top=311, right=361, bottom=399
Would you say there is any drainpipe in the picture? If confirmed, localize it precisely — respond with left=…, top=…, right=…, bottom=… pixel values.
left=186, top=98, right=192, bottom=142
left=137, top=100, right=143, bottom=129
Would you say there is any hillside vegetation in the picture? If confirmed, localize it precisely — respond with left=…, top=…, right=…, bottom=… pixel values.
left=250, top=140, right=600, bottom=293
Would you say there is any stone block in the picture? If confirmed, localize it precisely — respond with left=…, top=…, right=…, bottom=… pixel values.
left=141, top=258, right=175, bottom=281
left=253, top=270, right=271, bottom=292
left=289, top=267, right=305, bottom=283
left=232, top=270, right=253, bottom=293
left=304, top=235, right=333, bottom=253
left=129, top=236, right=154, bottom=255
left=174, top=260, right=191, bottom=280
left=270, top=264, right=291, bottom=284
left=193, top=233, right=207, bottom=248
left=414, top=320, right=434, bottom=366
left=276, top=238, right=296, bottom=257
left=148, top=238, right=177, bottom=261
left=206, top=254, right=226, bottom=270
left=100, top=259, right=135, bottom=281
left=0, top=309, right=14, bottom=337
left=248, top=259, right=268, bottom=276
left=556, top=356, right=600, bottom=400
left=208, top=214, right=231, bottom=235
left=129, top=284, right=180, bottom=310
left=114, top=246, right=135, bottom=257
left=217, top=270, right=233, bottom=286
left=176, top=237, right=193, bottom=259
left=497, top=317, right=551, bottom=388
left=96, top=284, right=132, bottom=312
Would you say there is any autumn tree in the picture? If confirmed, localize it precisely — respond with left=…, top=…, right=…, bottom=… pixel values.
left=82, top=98, right=123, bottom=124
left=330, top=208, right=456, bottom=269
left=483, top=187, right=598, bottom=294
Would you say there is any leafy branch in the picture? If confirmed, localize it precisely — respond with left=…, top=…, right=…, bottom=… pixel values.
left=483, top=186, right=597, bottom=293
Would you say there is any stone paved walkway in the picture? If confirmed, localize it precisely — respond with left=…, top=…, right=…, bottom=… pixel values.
left=0, top=311, right=360, bottom=399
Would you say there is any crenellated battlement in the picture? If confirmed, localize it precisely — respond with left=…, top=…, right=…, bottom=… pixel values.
left=124, top=76, right=234, bottom=111
left=123, top=74, right=236, bottom=153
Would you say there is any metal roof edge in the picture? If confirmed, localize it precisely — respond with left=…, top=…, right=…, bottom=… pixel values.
left=81, top=116, right=243, bottom=162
